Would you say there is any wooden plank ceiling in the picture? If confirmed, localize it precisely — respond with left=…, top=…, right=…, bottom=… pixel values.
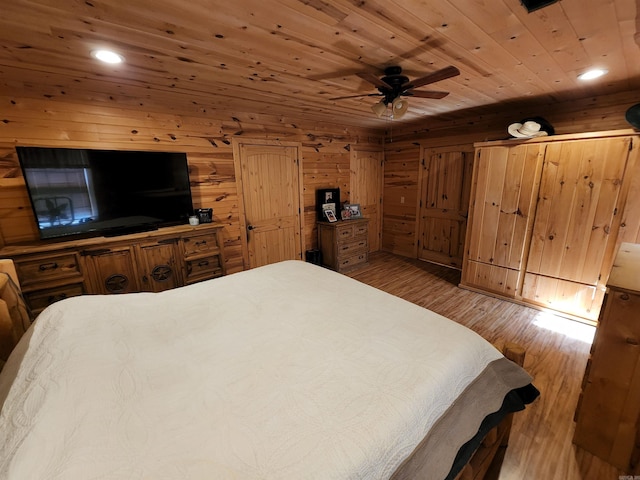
left=1, top=0, right=638, bottom=129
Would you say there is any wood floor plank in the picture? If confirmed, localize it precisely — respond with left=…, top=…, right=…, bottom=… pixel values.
left=346, top=252, right=625, bottom=479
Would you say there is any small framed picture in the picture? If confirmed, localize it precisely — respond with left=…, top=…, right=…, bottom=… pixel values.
left=324, top=209, right=338, bottom=222
left=347, top=203, right=362, bottom=218
left=340, top=209, right=351, bottom=220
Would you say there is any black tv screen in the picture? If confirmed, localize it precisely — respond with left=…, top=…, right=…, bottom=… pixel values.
left=17, top=147, right=194, bottom=240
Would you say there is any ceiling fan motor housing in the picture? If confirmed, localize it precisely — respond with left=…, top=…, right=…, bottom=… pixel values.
left=379, top=66, right=409, bottom=104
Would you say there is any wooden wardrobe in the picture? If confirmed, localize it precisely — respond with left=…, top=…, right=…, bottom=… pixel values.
left=460, top=130, right=639, bottom=323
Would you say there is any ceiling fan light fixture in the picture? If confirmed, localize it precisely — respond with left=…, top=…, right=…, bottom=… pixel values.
left=391, top=97, right=409, bottom=119
left=371, top=100, right=387, bottom=118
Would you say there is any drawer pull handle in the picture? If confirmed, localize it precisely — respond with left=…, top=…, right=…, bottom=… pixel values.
left=39, top=262, right=59, bottom=271
left=198, top=260, right=210, bottom=267
left=620, top=293, right=630, bottom=301
left=626, top=337, right=639, bottom=346
left=195, top=240, right=207, bottom=247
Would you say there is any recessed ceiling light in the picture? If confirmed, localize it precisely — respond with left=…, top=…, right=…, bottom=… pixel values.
left=92, top=49, right=124, bottom=64
left=577, top=69, right=608, bottom=81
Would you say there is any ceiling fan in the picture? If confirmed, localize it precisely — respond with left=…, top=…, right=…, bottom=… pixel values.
left=331, top=65, right=460, bottom=119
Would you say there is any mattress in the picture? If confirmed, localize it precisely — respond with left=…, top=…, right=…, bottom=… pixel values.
left=0, top=260, right=535, bottom=479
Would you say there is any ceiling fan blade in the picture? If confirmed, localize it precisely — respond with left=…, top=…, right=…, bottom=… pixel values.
left=407, top=90, right=450, bottom=99
left=401, top=66, right=460, bottom=90
left=329, top=93, right=382, bottom=101
left=356, top=72, right=393, bottom=90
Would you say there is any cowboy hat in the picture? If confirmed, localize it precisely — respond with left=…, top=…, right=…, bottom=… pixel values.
left=508, top=116, right=555, bottom=138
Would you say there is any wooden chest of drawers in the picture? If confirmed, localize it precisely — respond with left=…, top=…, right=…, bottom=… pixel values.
left=573, top=243, right=640, bottom=473
left=318, top=218, right=369, bottom=273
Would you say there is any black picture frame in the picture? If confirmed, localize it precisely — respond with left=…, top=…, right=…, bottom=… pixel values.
left=316, top=188, right=340, bottom=221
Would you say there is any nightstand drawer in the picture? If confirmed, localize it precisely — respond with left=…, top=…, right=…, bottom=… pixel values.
left=338, top=252, right=368, bottom=271
left=336, top=223, right=368, bottom=243
left=16, top=253, right=82, bottom=286
left=337, top=239, right=368, bottom=256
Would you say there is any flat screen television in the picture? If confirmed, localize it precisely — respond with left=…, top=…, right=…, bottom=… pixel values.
left=16, top=146, right=194, bottom=240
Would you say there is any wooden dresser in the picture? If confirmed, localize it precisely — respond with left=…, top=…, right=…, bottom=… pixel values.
left=318, top=218, right=369, bottom=273
left=573, top=242, right=640, bottom=473
left=0, top=224, right=225, bottom=316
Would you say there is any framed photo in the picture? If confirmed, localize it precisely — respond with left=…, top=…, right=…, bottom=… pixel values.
left=324, top=209, right=338, bottom=222
left=316, top=188, right=340, bottom=220
left=346, top=203, right=362, bottom=218
left=340, top=209, right=351, bottom=220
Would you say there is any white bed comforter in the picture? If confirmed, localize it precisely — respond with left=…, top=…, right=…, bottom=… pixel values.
left=0, top=260, right=509, bottom=479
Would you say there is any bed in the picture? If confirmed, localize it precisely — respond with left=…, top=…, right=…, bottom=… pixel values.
left=0, top=259, right=538, bottom=479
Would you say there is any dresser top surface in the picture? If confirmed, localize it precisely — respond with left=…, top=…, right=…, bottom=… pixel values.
left=608, top=243, right=640, bottom=293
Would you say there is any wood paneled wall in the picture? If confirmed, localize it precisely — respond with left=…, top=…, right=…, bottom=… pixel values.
left=3, top=89, right=639, bottom=272
left=382, top=90, right=640, bottom=259
left=0, top=96, right=382, bottom=273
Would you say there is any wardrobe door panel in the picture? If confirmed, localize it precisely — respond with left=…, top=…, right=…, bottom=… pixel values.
left=466, top=144, right=544, bottom=270
left=526, top=137, right=630, bottom=285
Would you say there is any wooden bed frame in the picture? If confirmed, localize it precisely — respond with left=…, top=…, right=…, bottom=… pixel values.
left=0, top=258, right=526, bottom=480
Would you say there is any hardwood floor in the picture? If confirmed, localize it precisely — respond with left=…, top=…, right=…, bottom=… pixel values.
left=346, top=252, right=625, bottom=480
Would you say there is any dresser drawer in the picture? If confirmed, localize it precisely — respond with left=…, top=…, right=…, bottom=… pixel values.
left=16, top=253, right=82, bottom=286
left=185, top=255, right=222, bottom=283
left=336, top=223, right=368, bottom=243
left=338, top=252, right=368, bottom=271
left=182, top=233, right=219, bottom=257
left=337, top=238, right=368, bottom=257
left=24, top=282, right=85, bottom=315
